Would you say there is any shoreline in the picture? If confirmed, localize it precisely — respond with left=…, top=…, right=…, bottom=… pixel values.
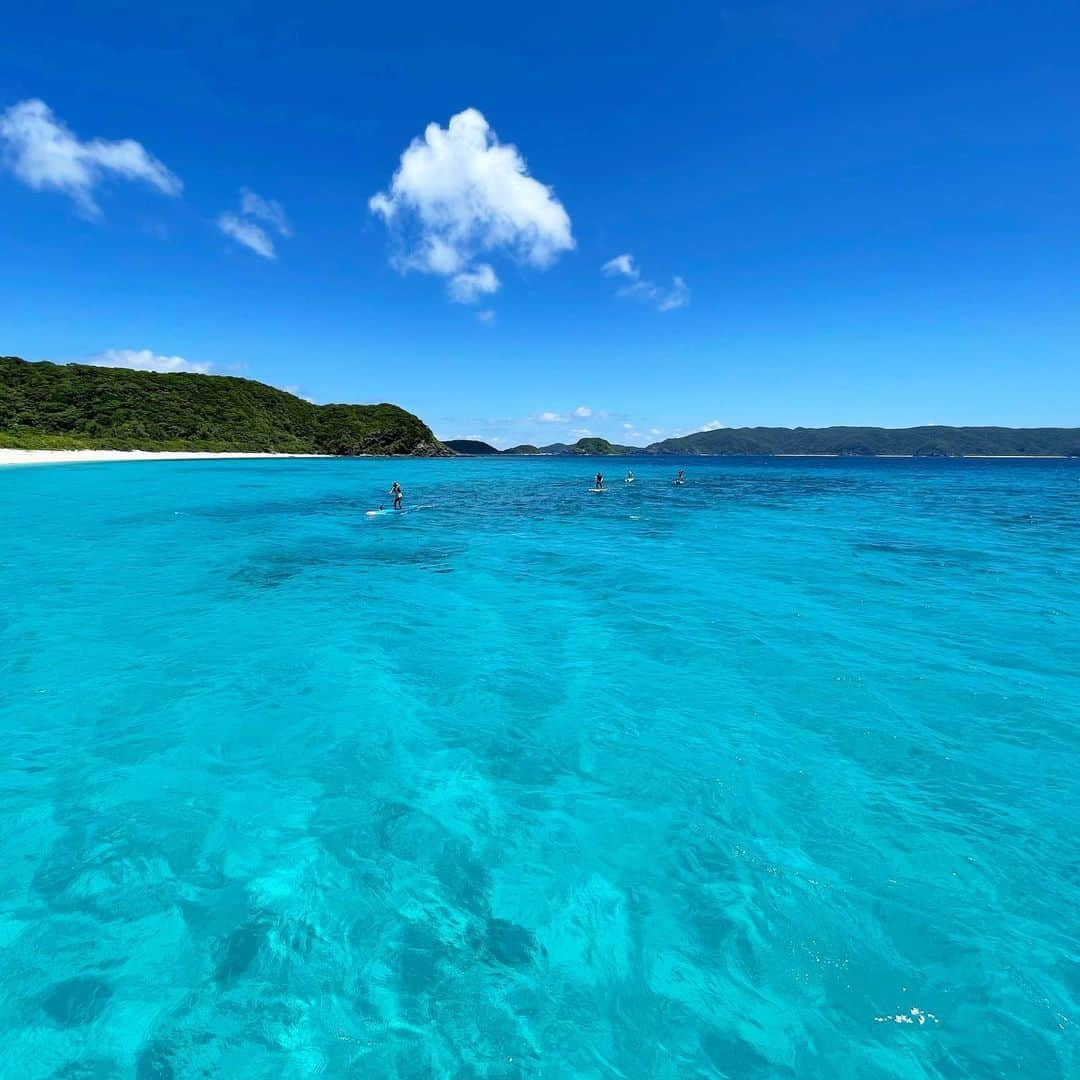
left=2, top=448, right=1075, bottom=468
left=0, top=449, right=333, bottom=467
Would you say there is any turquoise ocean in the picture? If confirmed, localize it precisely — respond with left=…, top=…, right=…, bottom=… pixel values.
left=1, top=456, right=1077, bottom=1078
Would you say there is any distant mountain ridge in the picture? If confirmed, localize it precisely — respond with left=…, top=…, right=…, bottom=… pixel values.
left=499, top=428, right=1080, bottom=457
left=645, top=425, right=1080, bottom=457
left=504, top=437, right=632, bottom=455
left=0, top=356, right=448, bottom=455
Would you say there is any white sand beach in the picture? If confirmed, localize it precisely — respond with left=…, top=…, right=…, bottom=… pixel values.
left=0, top=449, right=331, bottom=467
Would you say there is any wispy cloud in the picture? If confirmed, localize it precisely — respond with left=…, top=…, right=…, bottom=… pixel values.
left=602, top=253, right=689, bottom=312
left=448, top=262, right=498, bottom=303
left=240, top=188, right=292, bottom=236
left=218, top=213, right=275, bottom=258
left=700, top=419, right=725, bottom=431
left=218, top=188, right=292, bottom=259
left=536, top=410, right=568, bottom=423
left=0, top=99, right=181, bottom=218
left=370, top=107, right=574, bottom=305
left=656, top=277, right=690, bottom=311
left=573, top=405, right=592, bottom=418
left=602, top=253, right=636, bottom=279
left=476, top=309, right=496, bottom=324
left=89, top=348, right=210, bottom=374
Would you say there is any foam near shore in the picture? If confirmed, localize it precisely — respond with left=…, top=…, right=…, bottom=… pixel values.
left=0, top=449, right=330, bottom=467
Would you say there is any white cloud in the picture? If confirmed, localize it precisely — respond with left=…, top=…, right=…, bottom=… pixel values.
left=89, top=348, right=210, bottom=374
left=658, top=276, right=690, bottom=311
left=0, top=99, right=181, bottom=217
left=218, top=188, right=291, bottom=259
left=701, top=419, right=725, bottom=431
left=602, top=253, right=639, bottom=280
left=476, top=309, right=495, bottom=324
left=603, top=252, right=689, bottom=312
left=218, top=213, right=275, bottom=258
left=573, top=405, right=592, bottom=418
left=240, top=188, right=292, bottom=236
left=370, top=107, right=574, bottom=304
left=622, top=422, right=634, bottom=430
left=448, top=263, right=499, bottom=303
left=570, top=427, right=595, bottom=438
left=649, top=427, right=663, bottom=436
left=536, top=411, right=568, bottom=423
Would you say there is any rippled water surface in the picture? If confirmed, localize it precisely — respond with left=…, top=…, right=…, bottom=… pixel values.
left=1, top=456, right=1078, bottom=1078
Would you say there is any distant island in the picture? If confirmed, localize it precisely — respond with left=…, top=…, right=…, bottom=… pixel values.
left=0, top=356, right=447, bottom=456
left=443, top=439, right=501, bottom=455
left=490, top=430, right=1080, bottom=458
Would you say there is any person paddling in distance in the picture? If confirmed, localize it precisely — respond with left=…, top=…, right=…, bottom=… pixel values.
left=389, top=480, right=404, bottom=509
left=674, top=468, right=685, bottom=485
left=626, top=469, right=635, bottom=483
left=594, top=472, right=605, bottom=490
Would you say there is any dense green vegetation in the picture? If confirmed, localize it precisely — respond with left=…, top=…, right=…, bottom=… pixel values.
left=0, top=357, right=447, bottom=455
left=572, top=437, right=623, bottom=455
left=646, top=425, right=1080, bottom=456
left=444, top=439, right=501, bottom=455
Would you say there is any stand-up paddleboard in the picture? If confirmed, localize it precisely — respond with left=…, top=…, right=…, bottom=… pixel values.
left=589, top=487, right=608, bottom=494
left=366, top=503, right=433, bottom=517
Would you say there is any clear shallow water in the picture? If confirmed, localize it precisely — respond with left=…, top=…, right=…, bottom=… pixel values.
left=1, top=456, right=1078, bottom=1079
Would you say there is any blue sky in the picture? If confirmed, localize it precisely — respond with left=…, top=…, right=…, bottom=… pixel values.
left=2, top=1, right=1079, bottom=446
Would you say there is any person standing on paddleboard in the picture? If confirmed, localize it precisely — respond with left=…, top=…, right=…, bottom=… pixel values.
left=389, top=481, right=404, bottom=509
left=595, top=472, right=604, bottom=489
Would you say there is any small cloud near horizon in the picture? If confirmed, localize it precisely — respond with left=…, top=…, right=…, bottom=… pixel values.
left=436, top=409, right=699, bottom=448
left=280, top=383, right=315, bottom=403
left=602, top=253, right=689, bottom=312
left=0, top=98, right=181, bottom=218
left=88, top=348, right=211, bottom=374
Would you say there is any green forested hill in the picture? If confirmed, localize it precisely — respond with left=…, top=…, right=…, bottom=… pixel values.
left=444, top=439, right=501, bottom=455
left=0, top=357, right=447, bottom=455
left=645, top=425, right=1080, bottom=456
